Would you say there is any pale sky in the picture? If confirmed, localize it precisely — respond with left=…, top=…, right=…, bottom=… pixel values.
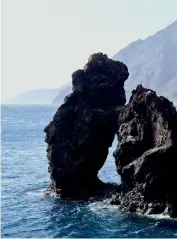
left=2, top=0, right=177, bottom=101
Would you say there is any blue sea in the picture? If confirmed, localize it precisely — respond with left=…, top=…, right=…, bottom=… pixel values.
left=1, top=105, right=177, bottom=238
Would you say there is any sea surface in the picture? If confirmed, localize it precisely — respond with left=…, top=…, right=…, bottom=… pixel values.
left=1, top=104, right=177, bottom=238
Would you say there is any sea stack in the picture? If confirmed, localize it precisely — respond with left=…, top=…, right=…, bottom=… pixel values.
left=44, top=53, right=129, bottom=197
left=113, top=85, right=177, bottom=217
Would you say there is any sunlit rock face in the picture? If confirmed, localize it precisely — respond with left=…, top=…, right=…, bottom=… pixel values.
left=113, top=85, right=177, bottom=217
left=44, top=53, right=129, bottom=197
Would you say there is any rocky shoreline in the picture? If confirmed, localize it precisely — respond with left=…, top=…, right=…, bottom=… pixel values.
left=44, top=53, right=177, bottom=218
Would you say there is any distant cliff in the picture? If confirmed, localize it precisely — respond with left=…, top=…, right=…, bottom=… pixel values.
left=113, top=20, right=177, bottom=103
left=52, top=84, right=72, bottom=105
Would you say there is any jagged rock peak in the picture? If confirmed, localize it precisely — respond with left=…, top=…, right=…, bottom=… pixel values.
left=72, top=52, right=129, bottom=93
left=113, top=85, right=177, bottom=217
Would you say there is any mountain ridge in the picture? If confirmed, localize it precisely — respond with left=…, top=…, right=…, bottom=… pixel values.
left=113, top=20, right=177, bottom=102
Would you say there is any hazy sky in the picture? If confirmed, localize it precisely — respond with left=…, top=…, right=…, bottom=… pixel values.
left=2, top=0, right=177, bottom=101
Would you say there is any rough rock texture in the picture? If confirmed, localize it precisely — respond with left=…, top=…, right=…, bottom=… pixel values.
left=113, top=85, right=177, bottom=217
left=44, top=53, right=129, bottom=197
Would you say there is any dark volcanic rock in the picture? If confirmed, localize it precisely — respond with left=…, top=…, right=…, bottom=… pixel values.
left=113, top=85, right=177, bottom=217
left=44, top=53, right=129, bottom=197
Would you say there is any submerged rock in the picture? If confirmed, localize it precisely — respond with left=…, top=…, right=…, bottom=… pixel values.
left=113, top=85, right=177, bottom=217
left=44, top=53, right=129, bottom=197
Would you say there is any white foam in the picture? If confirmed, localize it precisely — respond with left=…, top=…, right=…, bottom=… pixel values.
left=26, top=190, right=45, bottom=200
left=26, top=189, right=59, bottom=198
left=41, top=189, right=61, bottom=198
left=136, top=211, right=174, bottom=220
left=146, top=213, right=171, bottom=219
left=88, top=200, right=119, bottom=215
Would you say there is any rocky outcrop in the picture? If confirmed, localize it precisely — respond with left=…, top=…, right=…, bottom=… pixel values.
left=113, top=85, right=177, bottom=217
left=44, top=53, right=129, bottom=197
